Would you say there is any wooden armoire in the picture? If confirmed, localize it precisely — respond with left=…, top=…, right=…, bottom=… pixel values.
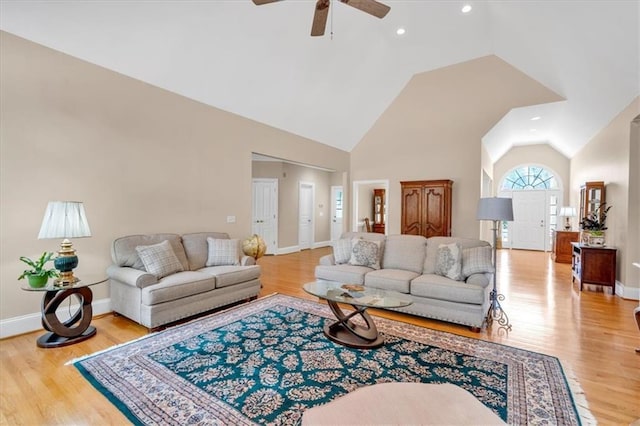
left=400, top=180, right=453, bottom=237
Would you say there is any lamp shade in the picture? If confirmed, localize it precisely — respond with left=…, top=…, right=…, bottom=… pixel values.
left=476, top=197, right=514, bottom=221
left=559, top=206, right=577, bottom=217
left=38, top=201, right=92, bottom=239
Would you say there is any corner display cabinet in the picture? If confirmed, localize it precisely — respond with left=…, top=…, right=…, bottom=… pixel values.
left=372, top=188, right=386, bottom=234
left=580, top=181, right=606, bottom=224
left=400, top=180, right=453, bottom=238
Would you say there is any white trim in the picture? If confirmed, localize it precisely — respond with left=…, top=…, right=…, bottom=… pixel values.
left=0, top=298, right=112, bottom=339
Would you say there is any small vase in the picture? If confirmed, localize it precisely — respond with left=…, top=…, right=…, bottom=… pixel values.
left=27, top=275, right=48, bottom=288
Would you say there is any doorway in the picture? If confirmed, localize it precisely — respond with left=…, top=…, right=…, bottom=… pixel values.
left=352, top=180, right=389, bottom=233
left=299, top=182, right=315, bottom=250
left=251, top=178, right=278, bottom=255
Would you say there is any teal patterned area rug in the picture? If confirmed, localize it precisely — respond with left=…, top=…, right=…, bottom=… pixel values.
left=72, top=294, right=585, bottom=425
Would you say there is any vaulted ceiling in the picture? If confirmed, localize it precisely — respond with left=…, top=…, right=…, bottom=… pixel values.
left=1, top=1, right=638, bottom=161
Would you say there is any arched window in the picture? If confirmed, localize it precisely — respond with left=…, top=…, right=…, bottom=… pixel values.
left=501, top=166, right=558, bottom=190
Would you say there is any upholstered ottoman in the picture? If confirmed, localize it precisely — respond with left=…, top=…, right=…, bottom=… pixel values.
left=302, top=382, right=505, bottom=425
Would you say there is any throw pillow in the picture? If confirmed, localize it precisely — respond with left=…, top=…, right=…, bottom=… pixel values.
left=135, top=240, right=184, bottom=279
left=206, top=237, right=240, bottom=266
left=434, top=242, right=463, bottom=281
left=333, top=238, right=352, bottom=264
left=462, top=246, right=495, bottom=278
left=348, top=238, right=382, bottom=269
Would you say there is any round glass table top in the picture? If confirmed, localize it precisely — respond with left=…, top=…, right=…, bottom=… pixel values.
left=303, top=280, right=412, bottom=309
left=21, top=276, right=107, bottom=292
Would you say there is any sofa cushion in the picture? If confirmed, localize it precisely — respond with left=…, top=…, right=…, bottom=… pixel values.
left=434, top=243, right=463, bottom=281
left=411, top=274, right=485, bottom=305
left=466, top=272, right=491, bottom=288
left=315, top=264, right=373, bottom=285
left=365, top=269, right=419, bottom=294
left=135, top=240, right=185, bottom=279
left=198, top=265, right=261, bottom=288
left=206, top=237, right=240, bottom=266
left=424, top=237, right=490, bottom=274
left=382, top=235, right=427, bottom=274
left=333, top=238, right=352, bottom=264
left=349, top=239, right=382, bottom=269
left=182, top=232, right=231, bottom=270
left=462, top=246, right=494, bottom=278
left=112, top=233, right=189, bottom=271
left=141, top=271, right=216, bottom=305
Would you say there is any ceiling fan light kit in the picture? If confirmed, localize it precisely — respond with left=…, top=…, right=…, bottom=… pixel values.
left=252, top=0, right=391, bottom=37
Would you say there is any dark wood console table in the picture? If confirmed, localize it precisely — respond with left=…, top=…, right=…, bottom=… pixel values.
left=571, top=242, right=617, bottom=292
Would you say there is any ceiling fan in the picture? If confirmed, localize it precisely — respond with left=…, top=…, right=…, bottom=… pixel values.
left=252, top=0, right=391, bottom=37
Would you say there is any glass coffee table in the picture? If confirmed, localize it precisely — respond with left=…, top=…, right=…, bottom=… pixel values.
left=21, top=277, right=107, bottom=348
left=303, top=280, right=412, bottom=349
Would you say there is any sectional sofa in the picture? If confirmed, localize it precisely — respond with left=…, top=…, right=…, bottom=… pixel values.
left=315, top=232, right=494, bottom=329
left=107, top=232, right=261, bottom=329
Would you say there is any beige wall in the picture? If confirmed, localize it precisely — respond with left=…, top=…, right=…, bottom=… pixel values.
left=351, top=55, right=563, bottom=238
left=252, top=160, right=335, bottom=248
left=0, top=32, right=349, bottom=320
left=570, top=97, right=640, bottom=296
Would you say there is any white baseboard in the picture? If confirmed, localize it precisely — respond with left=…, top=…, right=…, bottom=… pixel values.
left=313, top=240, right=332, bottom=249
left=616, top=280, right=640, bottom=300
left=277, top=245, right=300, bottom=255
left=276, top=242, right=331, bottom=255
left=0, top=298, right=112, bottom=339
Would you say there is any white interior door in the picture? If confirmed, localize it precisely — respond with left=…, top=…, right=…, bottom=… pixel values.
left=298, top=182, right=314, bottom=250
left=330, top=186, right=343, bottom=241
left=252, top=178, right=278, bottom=255
left=511, top=191, right=546, bottom=250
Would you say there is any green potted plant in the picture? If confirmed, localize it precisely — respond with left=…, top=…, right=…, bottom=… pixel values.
left=18, top=252, right=59, bottom=288
left=579, top=204, right=612, bottom=245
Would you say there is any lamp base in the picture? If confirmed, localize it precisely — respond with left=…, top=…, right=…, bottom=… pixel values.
left=486, top=290, right=512, bottom=334
left=54, top=240, right=80, bottom=287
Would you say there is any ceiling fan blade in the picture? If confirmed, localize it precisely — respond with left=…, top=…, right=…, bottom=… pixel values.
left=340, top=0, right=390, bottom=18
left=311, top=0, right=330, bottom=37
left=252, top=0, right=281, bottom=5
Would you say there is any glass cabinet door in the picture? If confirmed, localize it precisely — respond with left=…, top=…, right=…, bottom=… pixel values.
left=580, top=181, right=605, bottom=223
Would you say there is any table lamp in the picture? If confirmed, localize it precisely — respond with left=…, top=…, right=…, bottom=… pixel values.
left=38, top=201, right=92, bottom=285
left=559, top=206, right=576, bottom=231
left=477, top=197, right=514, bottom=333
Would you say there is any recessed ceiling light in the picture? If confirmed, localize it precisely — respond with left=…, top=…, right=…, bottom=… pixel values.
left=396, top=28, right=406, bottom=36
left=531, top=116, right=541, bottom=121
left=461, top=4, right=472, bottom=13
left=530, top=129, right=537, bottom=132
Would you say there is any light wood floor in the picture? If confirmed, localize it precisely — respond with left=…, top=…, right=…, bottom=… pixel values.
left=1, top=248, right=638, bottom=425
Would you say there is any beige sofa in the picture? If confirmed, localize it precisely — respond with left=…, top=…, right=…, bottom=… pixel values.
left=315, top=232, right=493, bottom=329
left=107, top=232, right=261, bottom=329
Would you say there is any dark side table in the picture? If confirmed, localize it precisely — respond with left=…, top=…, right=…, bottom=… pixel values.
left=21, top=278, right=107, bottom=348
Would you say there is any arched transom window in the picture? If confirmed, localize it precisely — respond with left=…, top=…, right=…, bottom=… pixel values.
left=501, top=166, right=558, bottom=190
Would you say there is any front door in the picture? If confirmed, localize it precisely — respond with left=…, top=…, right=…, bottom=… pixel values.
left=511, top=191, right=546, bottom=250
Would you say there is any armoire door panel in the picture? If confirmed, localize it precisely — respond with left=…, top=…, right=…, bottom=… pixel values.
left=401, top=187, right=422, bottom=235
left=424, top=187, right=445, bottom=237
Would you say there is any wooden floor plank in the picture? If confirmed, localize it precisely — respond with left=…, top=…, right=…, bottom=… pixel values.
left=0, top=248, right=638, bottom=424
